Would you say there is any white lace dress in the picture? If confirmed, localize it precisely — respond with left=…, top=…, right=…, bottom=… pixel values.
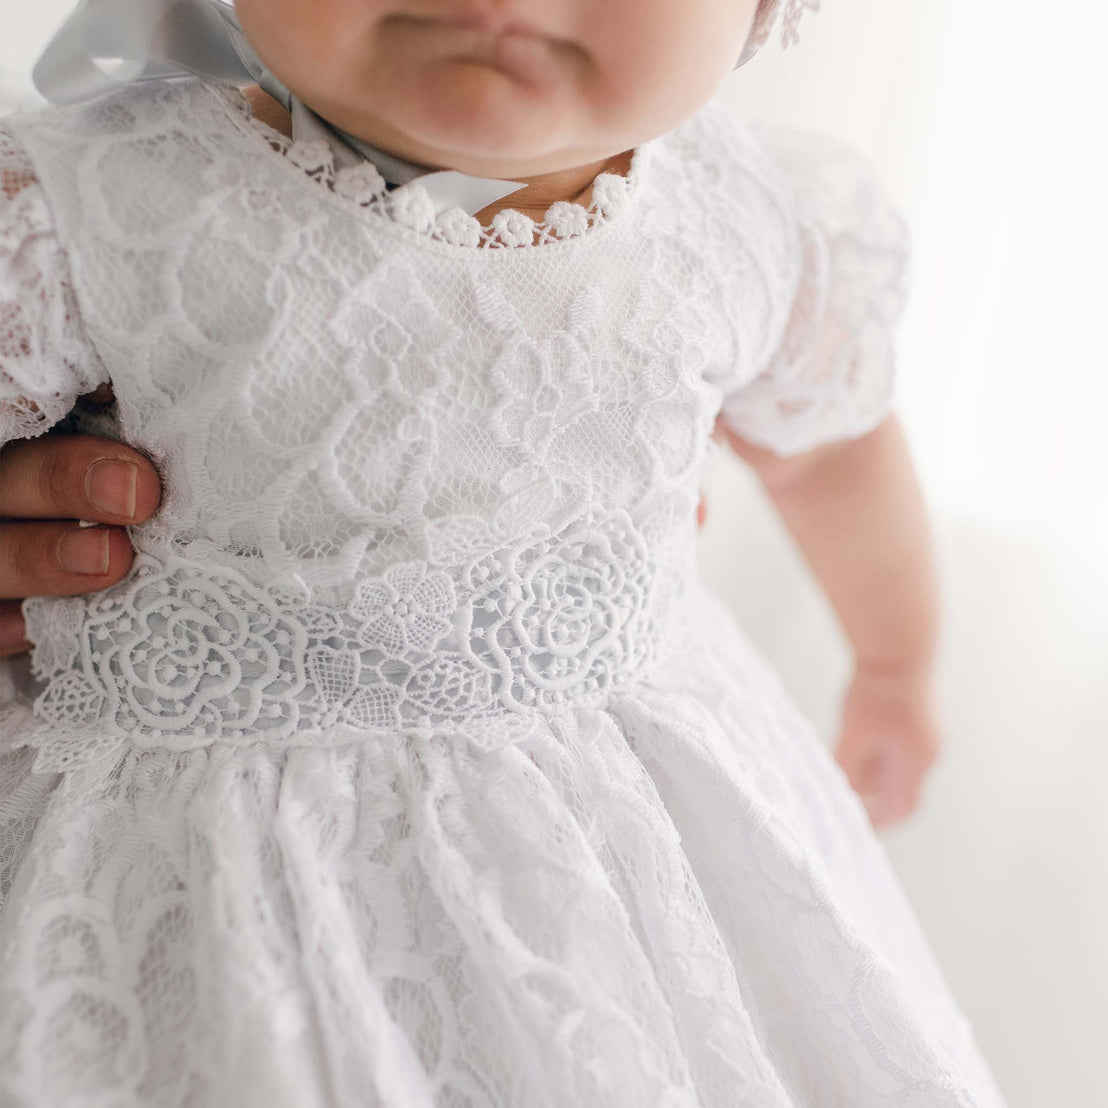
left=0, top=81, right=1007, bottom=1108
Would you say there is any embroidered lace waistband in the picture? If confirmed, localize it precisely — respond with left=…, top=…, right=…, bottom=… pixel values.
left=24, top=510, right=674, bottom=752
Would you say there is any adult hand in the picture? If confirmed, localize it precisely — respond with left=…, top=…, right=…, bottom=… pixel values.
left=0, top=433, right=162, bottom=656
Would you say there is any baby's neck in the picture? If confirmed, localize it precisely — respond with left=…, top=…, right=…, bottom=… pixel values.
left=243, top=86, right=631, bottom=225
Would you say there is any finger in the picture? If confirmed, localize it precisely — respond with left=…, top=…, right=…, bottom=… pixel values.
left=867, top=770, right=924, bottom=830
left=863, top=794, right=895, bottom=829
left=868, top=789, right=920, bottom=830
left=835, top=751, right=868, bottom=794
left=0, top=434, right=161, bottom=524
left=0, top=521, right=135, bottom=598
left=833, top=734, right=878, bottom=793
left=696, top=494, right=708, bottom=529
left=0, top=599, right=30, bottom=657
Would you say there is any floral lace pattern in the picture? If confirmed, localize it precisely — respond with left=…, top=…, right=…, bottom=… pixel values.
left=0, top=130, right=108, bottom=441
left=22, top=510, right=668, bottom=769
left=718, top=126, right=909, bottom=454
left=0, top=588, right=1008, bottom=1108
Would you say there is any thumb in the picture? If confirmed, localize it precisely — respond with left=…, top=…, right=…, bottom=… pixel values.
left=833, top=725, right=878, bottom=791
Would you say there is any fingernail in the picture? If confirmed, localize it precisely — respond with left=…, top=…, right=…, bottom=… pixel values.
left=85, top=459, right=138, bottom=519
left=57, top=528, right=111, bottom=576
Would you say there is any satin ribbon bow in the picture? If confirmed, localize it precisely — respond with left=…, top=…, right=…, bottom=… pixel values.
left=32, top=0, right=527, bottom=216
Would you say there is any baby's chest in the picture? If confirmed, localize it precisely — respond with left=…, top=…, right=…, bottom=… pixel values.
left=111, top=229, right=724, bottom=446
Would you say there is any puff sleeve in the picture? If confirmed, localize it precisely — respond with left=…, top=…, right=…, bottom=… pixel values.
left=719, top=126, right=909, bottom=457
left=0, top=124, right=108, bottom=445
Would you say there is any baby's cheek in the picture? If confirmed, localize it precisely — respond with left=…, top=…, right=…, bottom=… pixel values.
left=582, top=0, right=759, bottom=141
left=235, top=0, right=381, bottom=102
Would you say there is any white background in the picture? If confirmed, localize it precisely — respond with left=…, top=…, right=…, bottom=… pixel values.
left=2, top=2, right=1106, bottom=1104
left=713, top=5, right=1108, bottom=1105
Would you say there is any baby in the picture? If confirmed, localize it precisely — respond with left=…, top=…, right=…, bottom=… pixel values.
left=0, top=1, right=1007, bottom=1105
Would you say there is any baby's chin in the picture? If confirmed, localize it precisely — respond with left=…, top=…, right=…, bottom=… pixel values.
left=318, top=63, right=600, bottom=178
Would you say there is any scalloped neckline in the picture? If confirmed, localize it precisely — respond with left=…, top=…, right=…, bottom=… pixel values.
left=212, top=83, right=651, bottom=251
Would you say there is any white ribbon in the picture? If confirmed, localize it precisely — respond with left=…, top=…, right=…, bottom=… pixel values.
left=32, top=0, right=526, bottom=216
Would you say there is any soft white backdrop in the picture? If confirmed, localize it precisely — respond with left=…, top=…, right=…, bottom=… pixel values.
left=2, top=2, right=1106, bottom=1105
left=710, top=4, right=1108, bottom=1105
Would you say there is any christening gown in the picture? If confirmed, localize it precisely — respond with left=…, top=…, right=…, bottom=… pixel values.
left=0, top=80, right=1008, bottom=1108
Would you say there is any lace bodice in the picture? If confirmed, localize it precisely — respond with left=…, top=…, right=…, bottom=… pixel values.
left=0, top=81, right=906, bottom=753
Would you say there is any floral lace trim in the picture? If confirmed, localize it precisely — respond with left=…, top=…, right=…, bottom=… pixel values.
left=221, top=88, right=642, bottom=250
left=779, top=0, right=822, bottom=47
left=22, top=510, right=672, bottom=769
left=749, top=0, right=822, bottom=52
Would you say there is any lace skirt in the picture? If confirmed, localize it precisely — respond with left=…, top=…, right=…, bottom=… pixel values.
left=0, top=582, right=1007, bottom=1108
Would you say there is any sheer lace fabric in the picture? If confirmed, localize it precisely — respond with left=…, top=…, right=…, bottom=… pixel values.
left=718, top=127, right=906, bottom=454
left=0, top=81, right=1006, bottom=1107
left=0, top=130, right=108, bottom=441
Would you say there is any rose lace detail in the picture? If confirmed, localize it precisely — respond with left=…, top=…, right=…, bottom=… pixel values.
left=22, top=510, right=668, bottom=767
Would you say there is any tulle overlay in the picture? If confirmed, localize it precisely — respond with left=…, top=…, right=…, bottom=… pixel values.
left=0, top=586, right=1002, bottom=1107
left=0, top=80, right=1007, bottom=1105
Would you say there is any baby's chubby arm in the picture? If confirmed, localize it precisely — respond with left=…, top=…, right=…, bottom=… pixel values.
left=718, top=412, right=940, bottom=828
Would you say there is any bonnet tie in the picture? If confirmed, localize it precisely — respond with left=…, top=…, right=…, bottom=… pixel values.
left=31, top=0, right=528, bottom=216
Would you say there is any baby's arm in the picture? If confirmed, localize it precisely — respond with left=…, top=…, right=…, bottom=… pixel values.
left=720, top=412, right=940, bottom=828
left=696, top=116, right=936, bottom=826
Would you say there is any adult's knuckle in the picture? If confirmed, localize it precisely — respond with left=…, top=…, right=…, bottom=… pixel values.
left=7, top=529, right=45, bottom=587
left=37, top=444, right=75, bottom=515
